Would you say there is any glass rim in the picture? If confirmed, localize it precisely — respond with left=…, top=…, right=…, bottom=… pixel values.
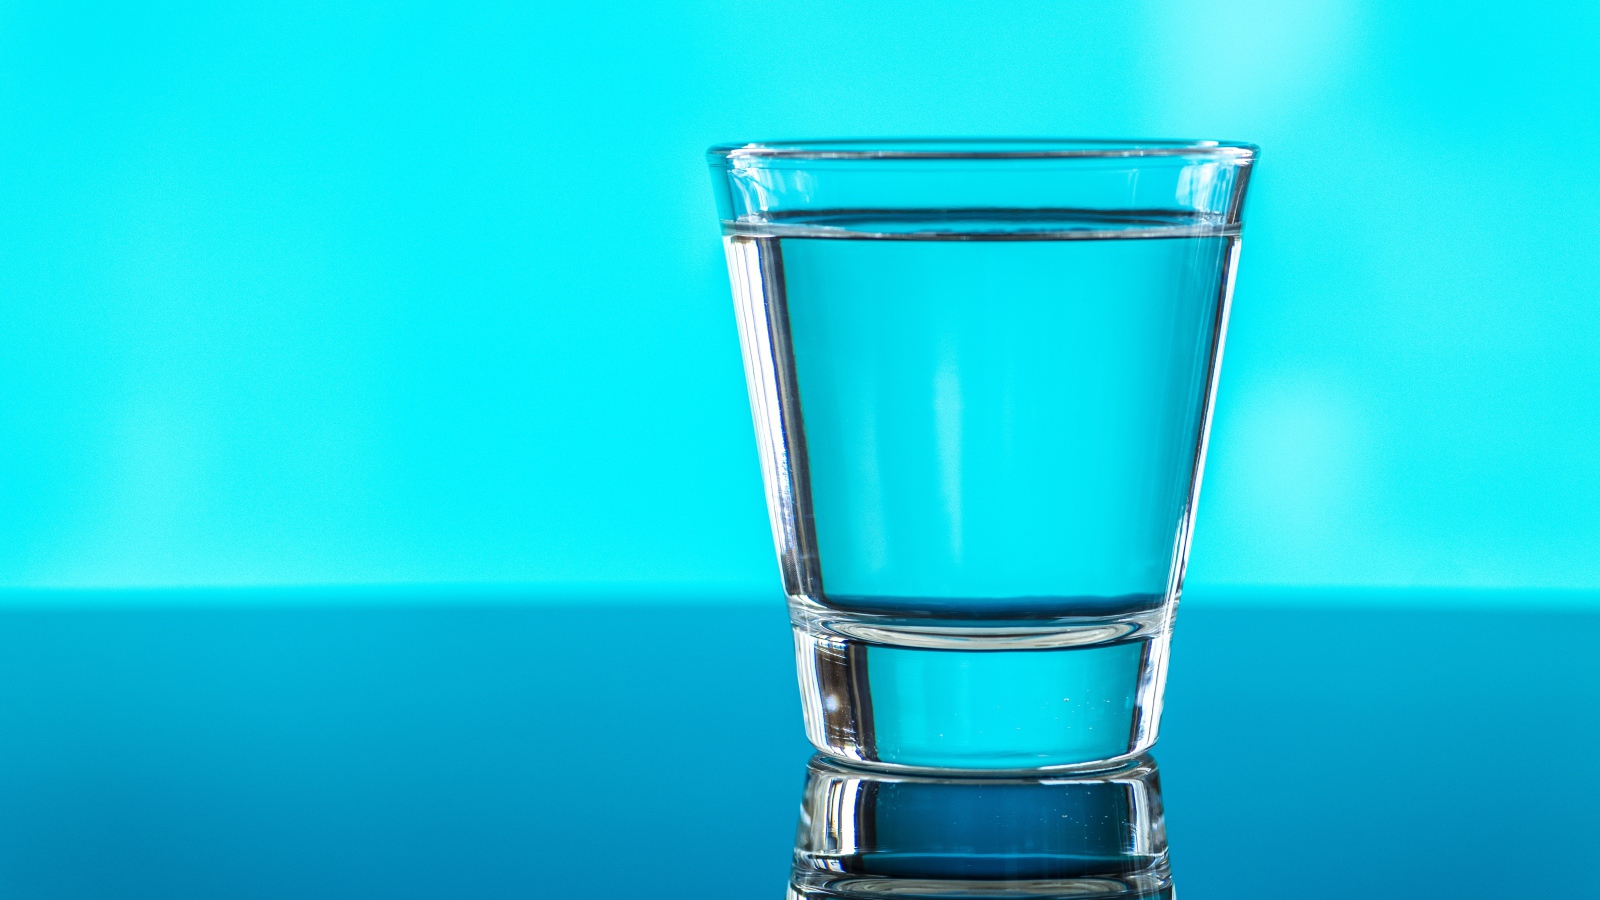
left=708, top=137, right=1258, bottom=164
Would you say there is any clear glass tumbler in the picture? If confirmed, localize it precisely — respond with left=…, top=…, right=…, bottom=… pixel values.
left=708, top=139, right=1256, bottom=772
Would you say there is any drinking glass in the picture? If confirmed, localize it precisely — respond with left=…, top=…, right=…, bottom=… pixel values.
left=708, top=139, right=1256, bottom=771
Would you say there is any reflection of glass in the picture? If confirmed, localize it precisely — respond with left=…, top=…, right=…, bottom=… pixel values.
left=789, top=754, right=1170, bottom=899
left=709, top=140, right=1256, bottom=771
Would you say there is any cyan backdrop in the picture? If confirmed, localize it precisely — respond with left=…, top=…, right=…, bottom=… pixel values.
left=1, top=1, right=1597, bottom=596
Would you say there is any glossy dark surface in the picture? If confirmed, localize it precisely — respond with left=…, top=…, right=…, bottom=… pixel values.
left=0, top=596, right=1595, bottom=898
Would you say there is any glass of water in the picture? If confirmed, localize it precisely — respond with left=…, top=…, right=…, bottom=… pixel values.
left=708, top=139, right=1256, bottom=771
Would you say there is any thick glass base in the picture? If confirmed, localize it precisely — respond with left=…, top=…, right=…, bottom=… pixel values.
left=789, top=754, right=1170, bottom=899
left=791, top=600, right=1172, bottom=772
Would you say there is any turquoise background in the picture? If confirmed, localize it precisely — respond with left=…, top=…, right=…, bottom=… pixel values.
left=0, top=5, right=1595, bottom=891
left=2, top=0, right=1598, bottom=598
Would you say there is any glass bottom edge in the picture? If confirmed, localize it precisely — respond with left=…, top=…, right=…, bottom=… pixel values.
left=806, top=747, right=1157, bottom=779
left=789, top=866, right=1173, bottom=900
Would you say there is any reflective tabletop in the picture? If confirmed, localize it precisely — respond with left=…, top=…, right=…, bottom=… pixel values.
left=0, top=594, right=1594, bottom=898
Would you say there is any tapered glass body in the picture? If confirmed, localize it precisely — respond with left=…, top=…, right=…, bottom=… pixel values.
left=710, top=140, right=1256, bottom=771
